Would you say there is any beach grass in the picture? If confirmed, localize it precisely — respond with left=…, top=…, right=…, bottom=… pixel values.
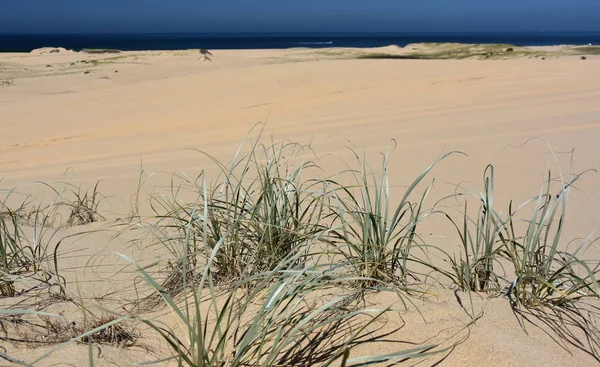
left=501, top=159, right=600, bottom=308
left=0, top=186, right=66, bottom=298
left=1, top=130, right=599, bottom=365
left=60, top=181, right=105, bottom=227
left=442, top=165, right=505, bottom=294
left=327, top=142, right=462, bottom=287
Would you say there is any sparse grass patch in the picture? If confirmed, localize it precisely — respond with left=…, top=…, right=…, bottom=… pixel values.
left=573, top=46, right=600, bottom=55
left=79, top=55, right=136, bottom=66
left=80, top=49, right=122, bottom=54
left=81, top=60, right=99, bottom=66
left=60, top=181, right=106, bottom=227
left=99, top=55, right=132, bottom=63
left=355, top=44, right=544, bottom=60
left=0, top=79, right=15, bottom=88
left=2, top=312, right=139, bottom=355
left=356, top=53, right=431, bottom=60
left=36, top=315, right=139, bottom=347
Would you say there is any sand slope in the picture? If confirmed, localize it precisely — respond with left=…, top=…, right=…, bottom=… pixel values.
left=1, top=47, right=600, bottom=366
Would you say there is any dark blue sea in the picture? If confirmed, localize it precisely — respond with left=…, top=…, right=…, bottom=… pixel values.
left=1, top=32, right=599, bottom=53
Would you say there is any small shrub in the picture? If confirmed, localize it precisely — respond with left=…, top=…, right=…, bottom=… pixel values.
left=199, top=49, right=213, bottom=62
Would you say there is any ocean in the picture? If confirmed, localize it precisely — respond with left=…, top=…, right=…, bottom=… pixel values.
left=1, top=32, right=599, bottom=53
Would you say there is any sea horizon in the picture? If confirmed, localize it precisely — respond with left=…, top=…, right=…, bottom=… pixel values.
left=1, top=31, right=600, bottom=52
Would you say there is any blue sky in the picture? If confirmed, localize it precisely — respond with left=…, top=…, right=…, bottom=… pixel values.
left=1, top=1, right=599, bottom=33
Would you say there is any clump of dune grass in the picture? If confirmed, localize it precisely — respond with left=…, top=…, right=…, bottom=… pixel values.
left=61, top=181, right=106, bottom=227
left=442, top=165, right=504, bottom=293
left=148, top=127, right=330, bottom=290
left=438, top=148, right=599, bottom=311
left=0, top=187, right=66, bottom=298
left=328, top=141, right=462, bottom=287
left=502, top=167, right=600, bottom=308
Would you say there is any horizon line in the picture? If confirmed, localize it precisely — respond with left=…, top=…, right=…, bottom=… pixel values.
left=2, top=30, right=600, bottom=36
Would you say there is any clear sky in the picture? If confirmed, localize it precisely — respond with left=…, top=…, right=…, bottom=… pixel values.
left=1, top=0, right=599, bottom=34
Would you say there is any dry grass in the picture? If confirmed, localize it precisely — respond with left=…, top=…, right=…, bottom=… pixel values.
left=0, top=79, right=15, bottom=88
left=61, top=181, right=106, bottom=227
left=8, top=315, right=140, bottom=348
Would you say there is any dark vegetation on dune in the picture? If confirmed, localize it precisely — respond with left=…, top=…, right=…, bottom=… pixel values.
left=1, top=125, right=599, bottom=366
left=350, top=43, right=597, bottom=60
left=573, top=46, right=600, bottom=55
left=80, top=49, right=122, bottom=54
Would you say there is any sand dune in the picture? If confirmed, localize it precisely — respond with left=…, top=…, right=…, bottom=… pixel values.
left=2, top=47, right=599, bottom=219
left=1, top=47, right=600, bottom=366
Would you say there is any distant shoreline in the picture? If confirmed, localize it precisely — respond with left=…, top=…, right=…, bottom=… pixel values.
left=1, top=31, right=600, bottom=53
left=3, top=44, right=597, bottom=62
